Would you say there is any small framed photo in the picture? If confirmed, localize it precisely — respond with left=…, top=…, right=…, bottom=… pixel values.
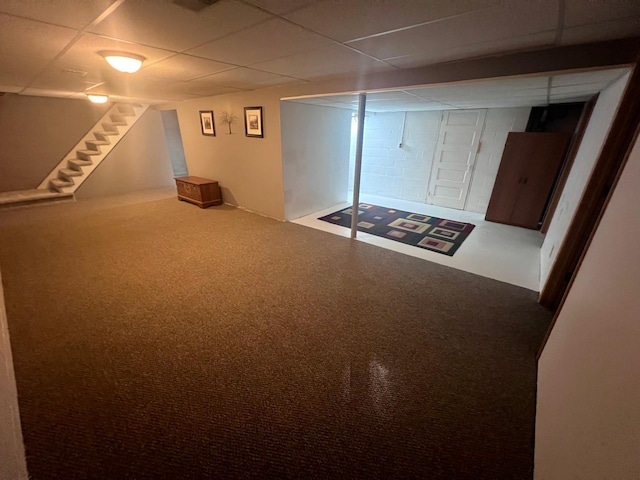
left=199, top=110, right=215, bottom=136
left=244, top=106, right=263, bottom=138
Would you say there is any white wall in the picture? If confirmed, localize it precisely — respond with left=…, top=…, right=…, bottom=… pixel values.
left=466, top=107, right=531, bottom=213
left=75, top=109, right=175, bottom=199
left=349, top=107, right=529, bottom=213
left=534, top=134, right=640, bottom=480
left=540, top=73, right=630, bottom=289
left=281, top=102, right=351, bottom=221
left=0, top=269, right=28, bottom=480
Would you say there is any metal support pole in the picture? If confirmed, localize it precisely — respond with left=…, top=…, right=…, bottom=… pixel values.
left=351, top=93, right=366, bottom=239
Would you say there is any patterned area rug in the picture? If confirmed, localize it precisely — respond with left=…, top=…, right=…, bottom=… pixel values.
left=319, top=203, right=476, bottom=256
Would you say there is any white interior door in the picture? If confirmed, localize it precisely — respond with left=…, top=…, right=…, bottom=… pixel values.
left=427, top=109, right=487, bottom=209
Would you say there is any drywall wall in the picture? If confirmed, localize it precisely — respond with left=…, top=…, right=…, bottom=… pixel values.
left=466, top=107, right=531, bottom=213
left=540, top=72, right=629, bottom=289
left=0, top=268, right=28, bottom=480
left=75, top=109, right=175, bottom=199
left=167, top=89, right=286, bottom=220
left=534, top=134, right=640, bottom=480
left=281, top=101, right=351, bottom=221
left=0, top=94, right=109, bottom=193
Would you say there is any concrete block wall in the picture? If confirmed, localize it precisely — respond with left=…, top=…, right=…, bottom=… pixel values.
left=349, top=111, right=441, bottom=202
left=349, top=107, right=529, bottom=214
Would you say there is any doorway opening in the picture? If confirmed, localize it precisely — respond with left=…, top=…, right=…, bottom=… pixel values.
left=160, top=109, right=188, bottom=178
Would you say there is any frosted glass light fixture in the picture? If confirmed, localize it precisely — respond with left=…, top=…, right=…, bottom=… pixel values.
left=87, top=94, right=108, bottom=104
left=100, top=51, right=145, bottom=73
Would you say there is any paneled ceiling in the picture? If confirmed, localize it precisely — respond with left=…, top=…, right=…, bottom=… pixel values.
left=0, top=0, right=639, bottom=103
left=286, top=68, right=631, bottom=112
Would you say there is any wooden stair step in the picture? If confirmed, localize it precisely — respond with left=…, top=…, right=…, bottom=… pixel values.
left=51, top=178, right=74, bottom=188
left=59, top=168, right=83, bottom=178
left=68, top=158, right=92, bottom=168
left=77, top=149, right=101, bottom=156
left=86, top=140, right=109, bottom=148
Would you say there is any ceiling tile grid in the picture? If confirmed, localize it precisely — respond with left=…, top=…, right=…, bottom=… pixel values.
left=88, top=0, right=271, bottom=52
left=185, top=18, right=334, bottom=66
left=0, top=0, right=638, bottom=103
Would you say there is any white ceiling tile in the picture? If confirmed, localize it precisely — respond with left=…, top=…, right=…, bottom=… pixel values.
left=20, top=88, right=75, bottom=98
left=58, top=33, right=174, bottom=69
left=367, top=91, right=420, bottom=102
left=250, top=45, right=394, bottom=80
left=89, top=0, right=271, bottom=52
left=183, top=82, right=249, bottom=98
left=0, top=14, right=78, bottom=60
left=549, top=93, right=593, bottom=102
left=186, top=18, right=334, bottom=66
left=30, top=62, right=109, bottom=92
left=385, top=31, right=556, bottom=69
left=285, top=66, right=630, bottom=113
left=560, top=16, right=640, bottom=45
left=563, top=0, right=640, bottom=27
left=348, top=0, right=557, bottom=61
left=246, top=0, right=318, bottom=15
left=0, top=0, right=114, bottom=30
left=190, top=67, right=301, bottom=89
left=87, top=75, right=196, bottom=102
left=141, top=54, right=236, bottom=81
left=550, top=84, right=603, bottom=96
left=321, top=101, right=357, bottom=110
left=551, top=68, right=629, bottom=87
left=285, top=0, right=486, bottom=43
left=0, top=53, right=49, bottom=87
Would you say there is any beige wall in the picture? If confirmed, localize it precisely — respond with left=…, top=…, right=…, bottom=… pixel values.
left=0, top=94, right=108, bottom=193
left=540, top=73, right=629, bottom=289
left=535, top=136, right=640, bottom=479
left=167, top=89, right=287, bottom=219
left=75, top=109, right=175, bottom=200
left=281, top=101, right=352, bottom=220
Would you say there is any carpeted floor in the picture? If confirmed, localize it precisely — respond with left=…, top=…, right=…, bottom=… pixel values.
left=0, top=192, right=552, bottom=479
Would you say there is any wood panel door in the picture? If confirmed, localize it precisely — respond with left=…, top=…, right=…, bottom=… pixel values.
left=427, top=109, right=486, bottom=209
left=486, top=132, right=570, bottom=229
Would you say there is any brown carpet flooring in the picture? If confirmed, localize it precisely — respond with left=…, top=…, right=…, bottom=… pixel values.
left=0, top=191, right=552, bottom=479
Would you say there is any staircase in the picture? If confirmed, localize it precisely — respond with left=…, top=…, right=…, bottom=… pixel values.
left=38, top=103, right=149, bottom=194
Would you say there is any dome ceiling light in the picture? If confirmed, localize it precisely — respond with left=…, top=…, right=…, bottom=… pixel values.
left=87, top=94, right=108, bottom=104
left=100, top=51, right=145, bottom=73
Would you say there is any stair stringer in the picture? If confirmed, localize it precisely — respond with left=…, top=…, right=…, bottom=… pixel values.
left=37, top=103, right=149, bottom=194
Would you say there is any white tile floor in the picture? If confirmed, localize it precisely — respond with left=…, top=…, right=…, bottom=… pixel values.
left=291, top=193, right=544, bottom=291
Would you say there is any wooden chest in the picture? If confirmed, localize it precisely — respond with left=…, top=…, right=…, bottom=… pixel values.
left=175, top=176, right=222, bottom=208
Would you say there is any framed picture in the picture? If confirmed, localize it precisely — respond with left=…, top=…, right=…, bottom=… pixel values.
left=244, top=106, right=263, bottom=138
left=199, top=110, right=215, bottom=136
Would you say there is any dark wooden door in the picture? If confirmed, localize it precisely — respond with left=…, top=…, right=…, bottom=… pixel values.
left=486, top=132, right=570, bottom=229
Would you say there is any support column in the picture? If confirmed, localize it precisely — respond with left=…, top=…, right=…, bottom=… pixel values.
left=351, top=93, right=366, bottom=239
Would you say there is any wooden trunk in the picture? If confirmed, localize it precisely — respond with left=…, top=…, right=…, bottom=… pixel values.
left=175, top=176, right=222, bottom=209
